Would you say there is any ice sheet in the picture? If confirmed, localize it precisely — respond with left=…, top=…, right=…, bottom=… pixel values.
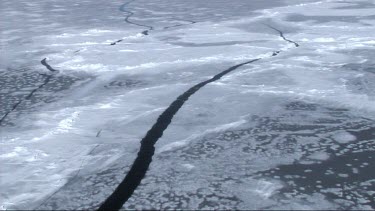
left=1, top=0, right=375, bottom=210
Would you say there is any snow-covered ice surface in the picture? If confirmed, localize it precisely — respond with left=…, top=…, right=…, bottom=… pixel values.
left=1, top=0, right=375, bottom=210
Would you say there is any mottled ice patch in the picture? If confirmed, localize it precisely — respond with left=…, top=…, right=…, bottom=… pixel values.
left=81, top=29, right=114, bottom=36
left=119, top=49, right=139, bottom=52
left=352, top=168, right=359, bottom=174
left=0, top=147, right=28, bottom=159
left=55, top=33, right=76, bottom=38
left=308, top=151, right=330, bottom=161
left=181, top=163, right=195, bottom=170
left=338, top=173, right=349, bottom=178
left=313, top=37, right=336, bottom=42
left=98, top=103, right=113, bottom=109
left=0, top=151, right=18, bottom=158
left=253, top=180, right=282, bottom=198
left=332, top=131, right=357, bottom=144
left=119, top=54, right=261, bottom=73
left=50, top=42, right=103, bottom=46
left=63, top=63, right=111, bottom=73
left=157, top=119, right=247, bottom=153
left=56, top=111, right=80, bottom=132
left=31, top=110, right=81, bottom=142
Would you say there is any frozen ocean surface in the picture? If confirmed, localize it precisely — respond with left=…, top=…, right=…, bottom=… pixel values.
left=0, top=0, right=374, bottom=210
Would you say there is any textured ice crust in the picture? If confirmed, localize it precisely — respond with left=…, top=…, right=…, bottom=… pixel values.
left=1, top=0, right=375, bottom=210
left=125, top=100, right=374, bottom=210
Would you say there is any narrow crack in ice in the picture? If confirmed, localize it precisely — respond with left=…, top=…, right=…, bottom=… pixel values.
left=263, top=23, right=299, bottom=47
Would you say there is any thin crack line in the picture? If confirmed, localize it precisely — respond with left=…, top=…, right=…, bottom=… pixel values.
left=72, top=144, right=101, bottom=181
left=96, top=129, right=102, bottom=137
left=119, top=0, right=196, bottom=31
left=34, top=143, right=101, bottom=210
left=110, top=18, right=196, bottom=45
left=0, top=59, right=56, bottom=126
left=110, top=0, right=196, bottom=45
left=264, top=24, right=300, bottom=47
left=110, top=0, right=152, bottom=45
left=33, top=182, right=66, bottom=211
left=163, top=19, right=197, bottom=30
left=119, top=0, right=153, bottom=31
